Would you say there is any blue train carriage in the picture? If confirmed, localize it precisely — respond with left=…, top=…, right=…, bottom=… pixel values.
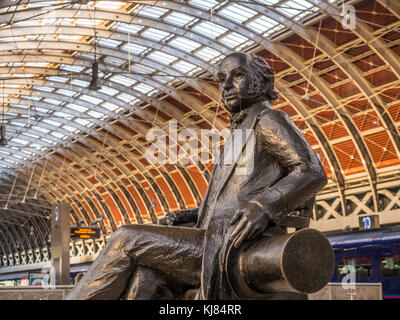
left=327, top=225, right=400, bottom=299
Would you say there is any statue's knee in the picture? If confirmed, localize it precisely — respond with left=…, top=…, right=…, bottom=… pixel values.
left=110, top=225, right=131, bottom=242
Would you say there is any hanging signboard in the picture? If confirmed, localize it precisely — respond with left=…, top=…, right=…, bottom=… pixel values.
left=70, top=226, right=100, bottom=239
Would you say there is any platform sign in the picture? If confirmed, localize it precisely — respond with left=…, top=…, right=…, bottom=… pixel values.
left=70, top=226, right=100, bottom=239
left=359, top=215, right=380, bottom=231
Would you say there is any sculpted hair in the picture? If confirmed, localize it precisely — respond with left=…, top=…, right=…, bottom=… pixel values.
left=248, top=53, right=278, bottom=101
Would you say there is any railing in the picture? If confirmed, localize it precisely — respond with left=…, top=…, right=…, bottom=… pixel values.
left=0, top=285, right=74, bottom=300
left=0, top=236, right=109, bottom=272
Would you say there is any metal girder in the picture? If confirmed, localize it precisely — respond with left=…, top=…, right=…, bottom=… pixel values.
left=0, top=202, right=38, bottom=249
left=0, top=176, right=51, bottom=245
left=2, top=79, right=210, bottom=214
left=271, top=45, right=380, bottom=212
left=307, top=0, right=400, bottom=160
left=0, top=134, right=124, bottom=226
left=373, top=0, right=400, bottom=20
left=2, top=67, right=216, bottom=211
left=0, top=25, right=219, bottom=77
left=1, top=157, right=117, bottom=231
left=0, top=6, right=228, bottom=215
left=6, top=97, right=195, bottom=220
left=5, top=97, right=189, bottom=210
left=0, top=7, right=231, bottom=55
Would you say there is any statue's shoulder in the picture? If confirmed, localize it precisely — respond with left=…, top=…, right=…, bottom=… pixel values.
left=256, top=108, right=291, bottom=130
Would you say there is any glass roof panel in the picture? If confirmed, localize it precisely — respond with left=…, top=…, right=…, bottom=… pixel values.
left=43, top=119, right=61, bottom=127
left=47, top=76, right=69, bottom=83
left=79, top=94, right=103, bottom=105
left=131, top=64, right=155, bottom=74
left=218, top=3, right=258, bottom=23
left=110, top=75, right=137, bottom=86
left=194, top=47, right=221, bottom=62
left=32, top=126, right=50, bottom=134
left=13, top=122, right=26, bottom=127
left=54, top=111, right=71, bottom=118
left=134, top=83, right=155, bottom=95
left=23, top=132, right=39, bottom=139
left=11, top=138, right=30, bottom=146
left=121, top=43, right=148, bottom=55
left=104, top=56, right=126, bottom=67
left=163, top=11, right=196, bottom=27
left=147, top=51, right=178, bottom=65
left=141, top=28, right=171, bottom=42
left=114, top=23, right=144, bottom=34
left=87, top=110, right=104, bottom=119
left=189, top=0, right=219, bottom=10
left=57, top=89, right=76, bottom=97
left=173, top=60, right=197, bottom=74
left=22, top=95, right=41, bottom=101
left=219, top=32, right=249, bottom=49
left=60, top=64, right=86, bottom=73
left=117, top=93, right=137, bottom=104
left=51, top=131, right=66, bottom=139
left=246, top=16, right=278, bottom=34
left=135, top=5, right=169, bottom=19
left=63, top=125, right=78, bottom=132
left=277, top=0, right=314, bottom=18
left=67, top=103, right=88, bottom=113
left=93, top=1, right=126, bottom=11
left=168, top=37, right=202, bottom=53
left=191, top=21, right=228, bottom=39
left=97, top=38, right=122, bottom=49
left=74, top=118, right=91, bottom=126
left=103, top=102, right=120, bottom=112
left=98, top=86, right=119, bottom=96
left=44, top=98, right=63, bottom=106
left=71, top=79, right=90, bottom=88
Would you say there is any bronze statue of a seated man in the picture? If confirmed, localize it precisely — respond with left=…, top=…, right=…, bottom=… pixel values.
left=64, top=52, right=327, bottom=300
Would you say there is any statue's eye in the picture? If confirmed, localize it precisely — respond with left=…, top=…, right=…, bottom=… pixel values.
left=218, top=76, right=226, bottom=83
left=235, top=71, right=244, bottom=79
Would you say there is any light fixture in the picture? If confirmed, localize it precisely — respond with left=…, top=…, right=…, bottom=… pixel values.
left=89, top=5, right=101, bottom=91
left=0, top=124, right=6, bottom=147
left=89, top=60, right=101, bottom=90
left=0, top=80, right=7, bottom=146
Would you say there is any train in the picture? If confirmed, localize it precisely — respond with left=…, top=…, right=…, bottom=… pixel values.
left=1, top=225, right=400, bottom=299
left=328, top=225, right=400, bottom=299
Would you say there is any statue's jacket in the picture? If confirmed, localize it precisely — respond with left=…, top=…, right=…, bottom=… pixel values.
left=194, top=101, right=327, bottom=299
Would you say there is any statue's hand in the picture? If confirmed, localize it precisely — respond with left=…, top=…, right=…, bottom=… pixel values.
left=229, top=202, right=270, bottom=248
left=158, top=212, right=178, bottom=226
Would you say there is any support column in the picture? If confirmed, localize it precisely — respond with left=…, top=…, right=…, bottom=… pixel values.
left=51, top=201, right=70, bottom=285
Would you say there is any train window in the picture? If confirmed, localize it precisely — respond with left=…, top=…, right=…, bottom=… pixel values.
left=381, top=255, right=400, bottom=277
left=338, top=257, right=372, bottom=280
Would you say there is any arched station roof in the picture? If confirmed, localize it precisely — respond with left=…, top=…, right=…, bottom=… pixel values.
left=0, top=0, right=400, bottom=254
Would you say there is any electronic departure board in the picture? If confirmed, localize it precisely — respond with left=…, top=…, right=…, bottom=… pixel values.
left=70, top=226, right=100, bottom=239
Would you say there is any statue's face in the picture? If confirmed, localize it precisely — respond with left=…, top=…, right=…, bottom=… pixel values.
left=218, top=53, right=259, bottom=113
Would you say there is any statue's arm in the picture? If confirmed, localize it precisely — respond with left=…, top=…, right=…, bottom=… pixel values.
left=158, top=208, right=199, bottom=226
left=250, top=109, right=327, bottom=224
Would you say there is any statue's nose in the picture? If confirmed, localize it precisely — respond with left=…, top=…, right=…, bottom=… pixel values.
left=222, top=75, right=234, bottom=91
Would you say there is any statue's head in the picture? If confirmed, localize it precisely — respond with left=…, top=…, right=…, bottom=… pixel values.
left=217, top=52, right=278, bottom=113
